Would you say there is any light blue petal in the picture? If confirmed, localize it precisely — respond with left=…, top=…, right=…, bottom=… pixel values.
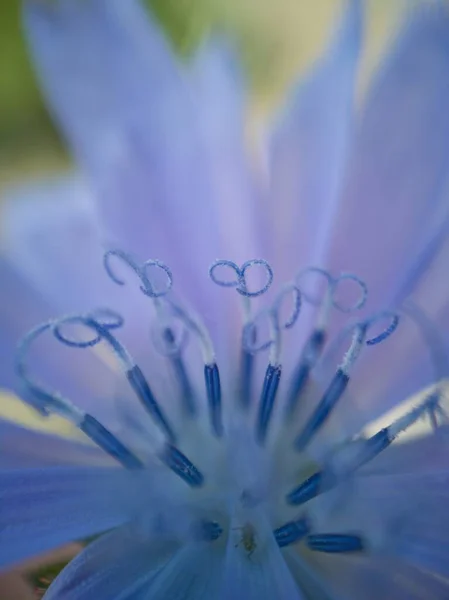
left=23, top=0, right=245, bottom=340
left=221, top=517, right=304, bottom=600
left=0, top=174, right=105, bottom=313
left=0, top=257, right=124, bottom=426
left=45, top=527, right=223, bottom=600
left=296, top=551, right=449, bottom=600
left=323, top=4, right=449, bottom=310
left=0, top=466, right=138, bottom=568
left=310, top=469, right=449, bottom=582
left=268, top=0, right=363, bottom=285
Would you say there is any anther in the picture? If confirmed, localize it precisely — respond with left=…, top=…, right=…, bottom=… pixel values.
left=204, top=362, right=223, bottom=436
left=79, top=414, right=144, bottom=469
left=160, top=443, right=205, bottom=487
left=256, top=363, right=282, bottom=444
left=286, top=471, right=325, bottom=506
left=306, top=533, right=364, bottom=553
left=294, top=368, right=349, bottom=451
left=285, top=328, right=326, bottom=416
left=274, top=518, right=310, bottom=548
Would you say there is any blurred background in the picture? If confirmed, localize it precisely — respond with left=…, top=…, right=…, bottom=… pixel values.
left=0, top=0, right=401, bottom=188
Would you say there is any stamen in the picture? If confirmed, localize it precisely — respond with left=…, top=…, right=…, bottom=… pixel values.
left=204, top=362, right=223, bottom=437
left=16, top=321, right=143, bottom=469
left=160, top=443, right=204, bottom=487
left=307, top=533, right=364, bottom=553
left=127, top=364, right=176, bottom=443
left=105, top=250, right=197, bottom=416
left=274, top=517, right=310, bottom=548
left=294, top=368, right=350, bottom=452
left=294, top=312, right=399, bottom=451
left=287, top=391, right=442, bottom=506
left=286, top=271, right=367, bottom=416
left=209, top=259, right=274, bottom=409
left=256, top=363, right=282, bottom=444
left=285, top=328, right=326, bottom=416
left=245, top=284, right=301, bottom=443
left=286, top=471, right=324, bottom=506
left=239, top=339, right=255, bottom=410
left=79, top=414, right=144, bottom=469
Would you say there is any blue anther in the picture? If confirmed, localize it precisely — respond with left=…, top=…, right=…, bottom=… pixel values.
left=160, top=443, right=204, bottom=487
left=204, top=363, right=223, bottom=436
left=294, top=368, right=349, bottom=451
left=209, top=259, right=273, bottom=298
left=170, top=356, right=196, bottom=416
left=274, top=518, right=310, bottom=548
left=355, top=428, right=392, bottom=468
left=239, top=347, right=255, bottom=409
left=79, top=414, right=143, bottom=469
left=286, top=329, right=327, bottom=415
left=307, top=533, right=364, bottom=553
left=256, top=364, right=282, bottom=444
left=197, top=520, right=223, bottom=541
left=127, top=365, right=176, bottom=443
left=286, top=471, right=324, bottom=506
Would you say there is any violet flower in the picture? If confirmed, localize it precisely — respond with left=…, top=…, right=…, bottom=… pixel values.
left=1, top=0, right=449, bottom=598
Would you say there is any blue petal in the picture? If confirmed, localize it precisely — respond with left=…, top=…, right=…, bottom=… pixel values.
left=0, top=466, right=139, bottom=568
left=44, top=527, right=223, bottom=600
left=0, top=257, right=125, bottom=425
left=294, top=551, right=449, bottom=600
left=268, top=0, right=363, bottom=284
left=323, top=4, right=449, bottom=311
left=23, top=0, right=246, bottom=340
left=221, top=518, right=303, bottom=600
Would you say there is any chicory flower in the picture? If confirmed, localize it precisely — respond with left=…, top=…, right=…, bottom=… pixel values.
left=1, top=0, right=449, bottom=598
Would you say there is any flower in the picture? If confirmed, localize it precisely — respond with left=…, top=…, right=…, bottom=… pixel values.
left=2, top=0, right=449, bottom=598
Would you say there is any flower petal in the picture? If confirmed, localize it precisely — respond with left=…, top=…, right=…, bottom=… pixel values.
left=0, top=466, right=139, bottom=568
left=221, top=517, right=304, bottom=600
left=23, top=0, right=244, bottom=341
left=0, top=175, right=106, bottom=313
left=44, top=527, right=223, bottom=600
left=0, top=257, right=125, bottom=426
left=323, top=4, right=449, bottom=311
left=310, top=469, right=449, bottom=581
left=267, top=0, right=362, bottom=283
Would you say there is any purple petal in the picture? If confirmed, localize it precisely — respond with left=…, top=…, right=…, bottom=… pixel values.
left=267, top=0, right=363, bottom=283
left=221, top=519, right=303, bottom=600
left=0, top=259, right=122, bottom=425
left=23, top=0, right=249, bottom=344
left=323, top=5, right=449, bottom=311
left=45, top=528, right=222, bottom=600
left=0, top=466, right=137, bottom=568
left=0, top=174, right=105, bottom=313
